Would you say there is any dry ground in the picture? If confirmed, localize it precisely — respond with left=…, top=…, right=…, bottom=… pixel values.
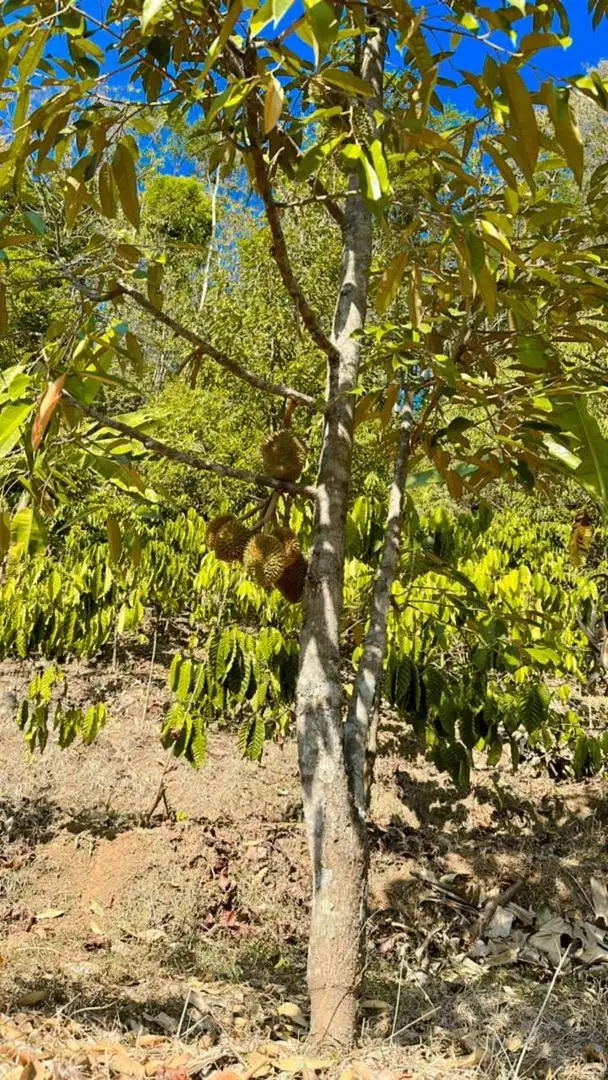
left=1, top=653, right=607, bottom=1079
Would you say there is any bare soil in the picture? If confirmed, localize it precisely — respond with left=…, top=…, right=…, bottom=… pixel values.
left=1, top=653, right=607, bottom=1079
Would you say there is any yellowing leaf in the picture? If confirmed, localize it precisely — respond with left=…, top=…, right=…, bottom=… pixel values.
left=376, top=249, right=408, bottom=314
left=263, top=75, right=284, bottom=134
left=501, top=65, right=539, bottom=182
left=112, top=143, right=140, bottom=230
left=32, top=374, right=66, bottom=451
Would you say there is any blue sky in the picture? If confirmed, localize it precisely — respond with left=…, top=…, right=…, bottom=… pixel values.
left=454, top=6, right=606, bottom=75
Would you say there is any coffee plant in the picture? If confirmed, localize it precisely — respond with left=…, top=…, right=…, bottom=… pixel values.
left=3, top=485, right=607, bottom=781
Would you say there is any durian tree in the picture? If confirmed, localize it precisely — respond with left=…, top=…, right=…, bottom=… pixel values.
left=3, top=0, right=608, bottom=1046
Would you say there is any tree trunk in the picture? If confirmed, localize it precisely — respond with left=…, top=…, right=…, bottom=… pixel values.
left=295, top=18, right=386, bottom=1048
left=295, top=174, right=371, bottom=1046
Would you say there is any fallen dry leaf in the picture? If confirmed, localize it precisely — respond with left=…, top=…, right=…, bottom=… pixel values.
left=16, top=991, right=47, bottom=1007
left=19, top=1061, right=37, bottom=1080
left=138, top=1037, right=169, bottom=1049
left=245, top=1051, right=271, bottom=1078
left=164, top=1057, right=191, bottom=1071
left=157, top=1070, right=189, bottom=1080
left=35, top=909, right=65, bottom=922
left=276, top=1002, right=307, bottom=1028
left=109, top=1049, right=145, bottom=1078
left=2, top=1068, right=25, bottom=1080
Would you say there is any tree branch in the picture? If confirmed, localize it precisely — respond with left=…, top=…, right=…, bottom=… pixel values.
left=272, top=127, right=346, bottom=229
left=220, top=31, right=344, bottom=229
left=344, top=390, right=414, bottom=815
left=63, top=392, right=317, bottom=498
left=69, top=276, right=323, bottom=413
left=242, top=63, right=340, bottom=365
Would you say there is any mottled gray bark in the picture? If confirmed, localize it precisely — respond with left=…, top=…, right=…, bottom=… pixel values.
left=295, top=17, right=386, bottom=1047
left=344, top=394, right=413, bottom=815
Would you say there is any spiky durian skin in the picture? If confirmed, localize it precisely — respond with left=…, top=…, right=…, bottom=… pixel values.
left=272, top=526, right=301, bottom=568
left=277, top=553, right=308, bottom=604
left=244, top=533, right=289, bottom=588
left=213, top=520, right=251, bottom=563
left=207, top=514, right=233, bottom=551
left=260, top=430, right=306, bottom=482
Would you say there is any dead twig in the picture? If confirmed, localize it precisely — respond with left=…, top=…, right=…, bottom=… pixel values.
left=467, top=877, right=525, bottom=943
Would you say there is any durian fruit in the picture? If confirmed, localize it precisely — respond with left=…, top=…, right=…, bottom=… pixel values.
left=243, top=532, right=289, bottom=589
left=209, top=515, right=251, bottom=563
left=261, top=430, right=306, bottom=482
left=277, top=553, right=308, bottom=604
left=206, top=514, right=233, bottom=551
left=272, top=526, right=301, bottom=568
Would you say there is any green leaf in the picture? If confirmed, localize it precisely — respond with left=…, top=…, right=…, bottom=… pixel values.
left=321, top=67, right=374, bottom=96
left=0, top=402, right=33, bottom=457
left=0, top=281, right=7, bottom=334
left=112, top=142, right=140, bottom=230
left=369, top=138, right=391, bottom=195
left=201, top=0, right=243, bottom=78
left=22, top=209, right=45, bottom=235
left=98, top=162, right=117, bottom=219
left=550, top=396, right=608, bottom=508
left=519, top=32, right=567, bottom=54
left=464, top=230, right=496, bottom=317
left=106, top=514, right=122, bottom=563
left=302, top=0, right=338, bottom=63
left=251, top=0, right=273, bottom=37
left=501, top=65, right=539, bottom=182
left=142, top=0, right=172, bottom=32
left=176, top=657, right=192, bottom=702
left=295, top=134, right=345, bottom=180
left=543, top=82, right=584, bottom=187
